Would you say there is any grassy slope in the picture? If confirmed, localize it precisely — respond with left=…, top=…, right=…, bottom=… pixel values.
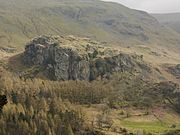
left=0, top=0, right=180, bottom=50
left=82, top=105, right=180, bottom=135
left=152, top=13, right=180, bottom=33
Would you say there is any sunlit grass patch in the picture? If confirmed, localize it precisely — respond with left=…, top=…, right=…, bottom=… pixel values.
left=121, top=120, right=174, bottom=134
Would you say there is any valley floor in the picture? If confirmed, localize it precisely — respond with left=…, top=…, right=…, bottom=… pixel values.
left=81, top=104, right=180, bottom=135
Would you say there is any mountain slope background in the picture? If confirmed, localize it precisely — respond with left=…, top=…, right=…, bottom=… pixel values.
left=152, top=13, right=180, bottom=33
left=0, top=0, right=180, bottom=51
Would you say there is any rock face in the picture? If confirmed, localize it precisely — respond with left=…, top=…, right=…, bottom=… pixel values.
left=24, top=35, right=151, bottom=81
left=168, top=64, right=180, bottom=79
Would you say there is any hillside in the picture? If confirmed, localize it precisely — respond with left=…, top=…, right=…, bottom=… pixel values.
left=152, top=13, right=180, bottom=33
left=1, top=46, right=180, bottom=134
left=2, top=34, right=179, bottom=84
left=0, top=33, right=179, bottom=134
left=0, top=0, right=180, bottom=51
left=0, top=0, right=180, bottom=135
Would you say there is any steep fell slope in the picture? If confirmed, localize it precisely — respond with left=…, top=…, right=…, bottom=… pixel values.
left=152, top=13, right=180, bottom=33
left=0, top=0, right=180, bottom=50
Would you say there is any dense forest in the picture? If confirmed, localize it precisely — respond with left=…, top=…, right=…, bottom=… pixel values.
left=0, top=67, right=179, bottom=135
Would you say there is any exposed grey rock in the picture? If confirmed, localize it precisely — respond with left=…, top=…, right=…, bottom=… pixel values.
left=168, top=64, right=180, bottom=79
left=23, top=35, right=151, bottom=81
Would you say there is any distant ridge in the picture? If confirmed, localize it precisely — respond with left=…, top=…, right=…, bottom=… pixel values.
left=152, top=13, right=180, bottom=33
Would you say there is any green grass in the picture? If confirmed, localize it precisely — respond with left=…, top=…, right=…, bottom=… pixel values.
left=121, top=120, right=177, bottom=134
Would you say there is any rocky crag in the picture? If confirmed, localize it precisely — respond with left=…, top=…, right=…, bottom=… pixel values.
left=23, top=35, right=151, bottom=81
left=168, top=64, right=180, bottom=79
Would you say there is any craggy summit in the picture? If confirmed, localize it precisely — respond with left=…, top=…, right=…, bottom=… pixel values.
left=24, top=35, right=150, bottom=81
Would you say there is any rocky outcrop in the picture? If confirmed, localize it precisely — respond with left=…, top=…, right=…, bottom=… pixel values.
left=168, top=64, right=180, bottom=79
left=23, top=35, right=151, bottom=81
